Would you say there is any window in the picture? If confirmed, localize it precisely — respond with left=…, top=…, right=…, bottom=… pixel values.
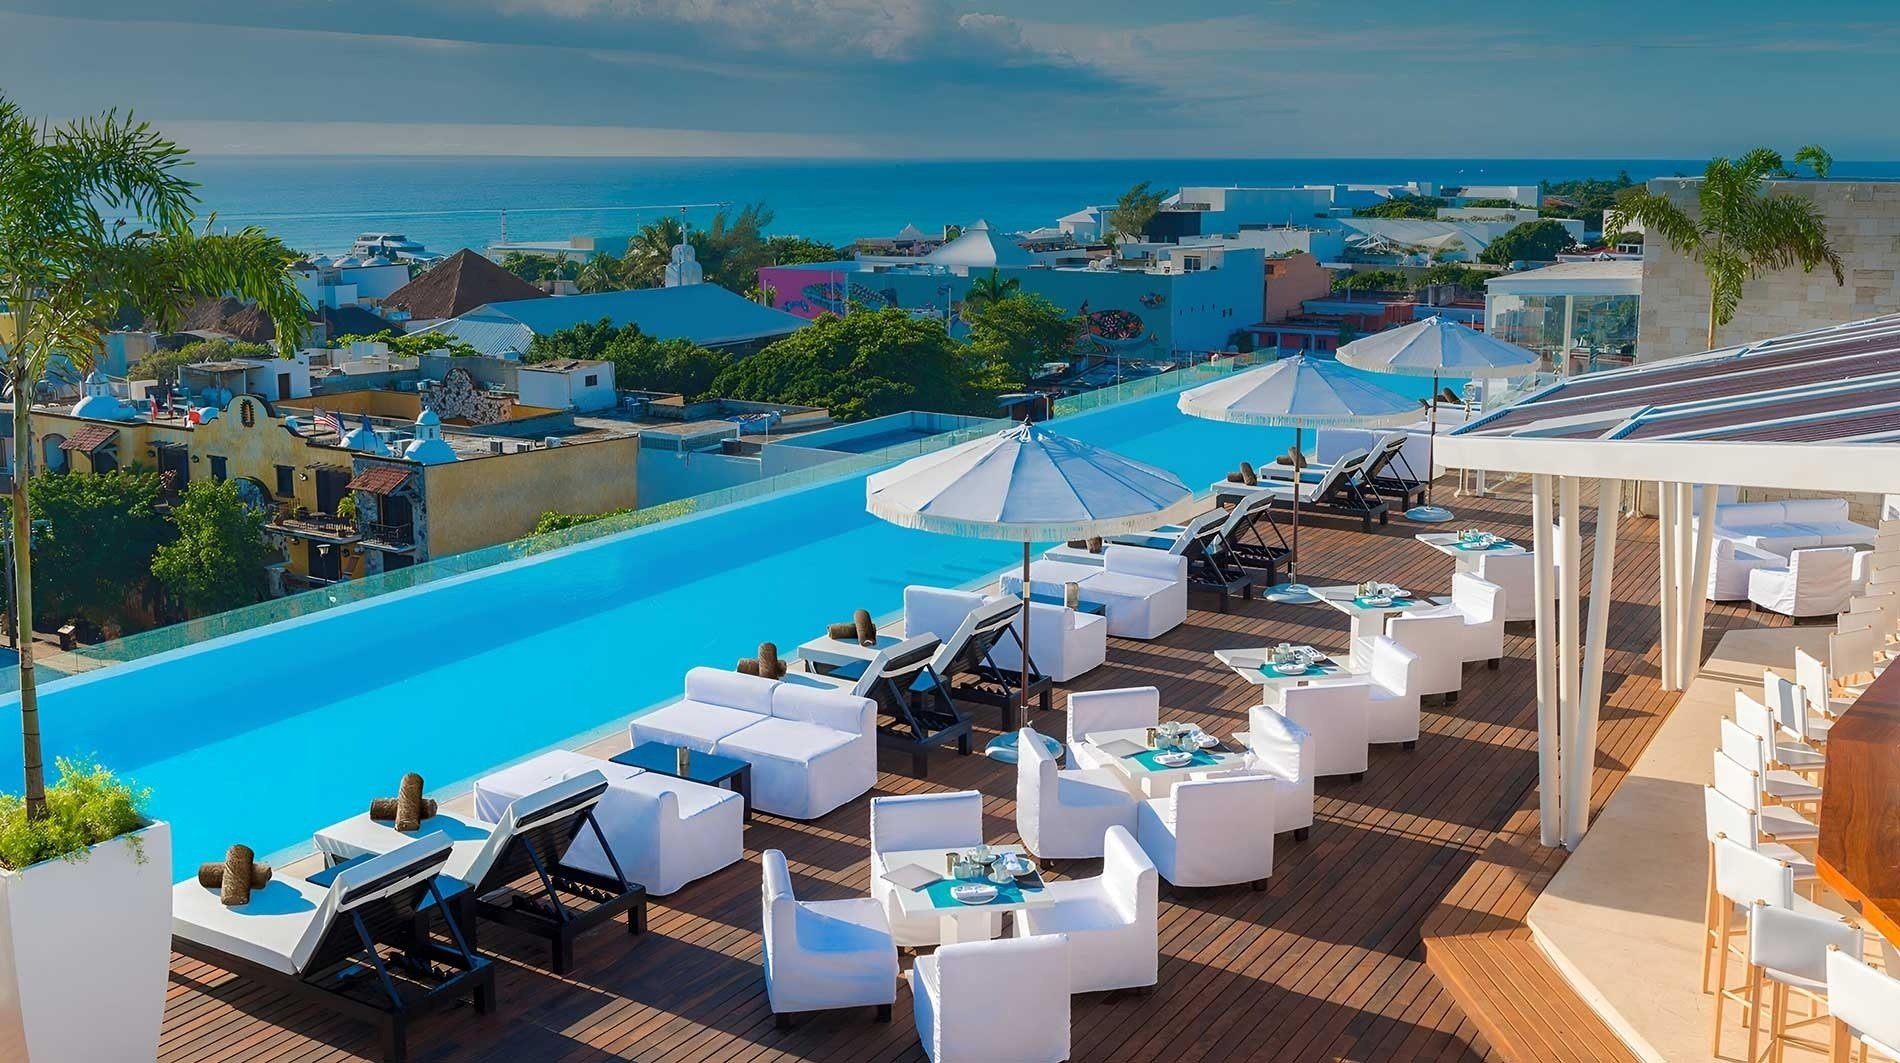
left=274, top=464, right=295, bottom=497
left=208, top=455, right=228, bottom=481
left=583, top=373, right=599, bottom=387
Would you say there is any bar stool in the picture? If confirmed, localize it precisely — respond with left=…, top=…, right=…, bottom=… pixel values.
left=1705, top=838, right=1797, bottom=1049
left=1744, top=900, right=1861, bottom=1063
left=1826, top=944, right=1900, bottom=1063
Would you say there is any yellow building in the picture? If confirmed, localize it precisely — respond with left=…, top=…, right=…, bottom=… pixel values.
left=10, top=372, right=640, bottom=590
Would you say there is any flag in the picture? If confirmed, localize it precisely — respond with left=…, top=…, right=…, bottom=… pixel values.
left=313, top=408, right=344, bottom=438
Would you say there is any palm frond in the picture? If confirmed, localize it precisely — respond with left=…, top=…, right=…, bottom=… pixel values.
left=1605, top=189, right=1702, bottom=257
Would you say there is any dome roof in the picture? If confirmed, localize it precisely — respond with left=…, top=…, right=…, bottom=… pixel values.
left=72, top=369, right=138, bottom=421
left=416, top=408, right=442, bottom=427
left=340, top=414, right=391, bottom=456
left=402, top=437, right=457, bottom=464
left=927, top=219, right=1033, bottom=269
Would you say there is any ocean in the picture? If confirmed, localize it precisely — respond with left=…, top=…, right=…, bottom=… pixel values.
left=182, top=156, right=1900, bottom=260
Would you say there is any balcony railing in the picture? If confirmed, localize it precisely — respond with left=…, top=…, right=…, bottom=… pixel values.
left=267, top=507, right=362, bottom=543
left=360, top=522, right=418, bottom=551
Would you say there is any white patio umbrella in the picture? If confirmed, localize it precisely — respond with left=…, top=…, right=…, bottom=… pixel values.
left=1178, top=354, right=1417, bottom=599
left=866, top=420, right=1197, bottom=696
left=1336, top=315, right=1542, bottom=522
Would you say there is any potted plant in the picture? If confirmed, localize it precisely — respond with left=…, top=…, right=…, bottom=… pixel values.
left=0, top=759, right=169, bottom=1061
left=0, top=95, right=306, bottom=1061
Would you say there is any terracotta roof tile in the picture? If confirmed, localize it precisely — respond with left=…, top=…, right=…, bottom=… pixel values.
left=59, top=424, right=119, bottom=453
left=345, top=465, right=412, bottom=494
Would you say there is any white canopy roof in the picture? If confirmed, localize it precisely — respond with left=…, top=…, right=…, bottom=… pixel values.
left=1338, top=316, right=1541, bottom=379
left=865, top=421, right=1196, bottom=541
left=927, top=219, right=1034, bottom=270
left=1177, top=354, right=1418, bottom=428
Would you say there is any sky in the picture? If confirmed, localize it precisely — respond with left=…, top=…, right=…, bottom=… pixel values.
left=5, top=0, right=1899, bottom=158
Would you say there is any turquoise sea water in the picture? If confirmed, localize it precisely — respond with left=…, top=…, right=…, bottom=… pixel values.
left=184, top=156, right=1900, bottom=257
left=2, top=379, right=1447, bottom=869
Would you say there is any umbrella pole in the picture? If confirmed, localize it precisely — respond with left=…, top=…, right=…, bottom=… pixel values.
left=1425, top=371, right=1440, bottom=507
left=1020, top=541, right=1032, bottom=711
left=1289, top=427, right=1302, bottom=586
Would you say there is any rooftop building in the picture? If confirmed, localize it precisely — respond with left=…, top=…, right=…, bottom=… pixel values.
left=421, top=282, right=808, bottom=357
left=379, top=248, right=549, bottom=326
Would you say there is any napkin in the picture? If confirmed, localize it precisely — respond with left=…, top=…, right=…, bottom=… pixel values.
left=1098, top=737, right=1149, bottom=759
left=881, top=864, right=942, bottom=891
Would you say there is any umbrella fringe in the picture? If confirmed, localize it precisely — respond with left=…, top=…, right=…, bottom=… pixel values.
left=865, top=495, right=1204, bottom=543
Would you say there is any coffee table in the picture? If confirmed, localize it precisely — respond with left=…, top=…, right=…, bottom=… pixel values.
left=612, top=742, right=753, bottom=822
left=1414, top=532, right=1524, bottom=575
left=1213, top=645, right=1356, bottom=691
left=1312, top=584, right=1436, bottom=663
left=1080, top=726, right=1245, bottom=799
left=879, top=843, right=1050, bottom=945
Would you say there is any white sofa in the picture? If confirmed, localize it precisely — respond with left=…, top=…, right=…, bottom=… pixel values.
left=1708, top=499, right=1876, bottom=557
left=1066, top=686, right=1160, bottom=772
left=628, top=667, right=875, bottom=820
left=910, top=934, right=1071, bottom=1063
left=1014, top=725, right=1138, bottom=860
left=1747, top=545, right=1857, bottom=618
left=1135, top=771, right=1276, bottom=890
left=474, top=749, right=742, bottom=896
left=760, top=847, right=897, bottom=1027
left=986, top=599, right=1108, bottom=682
left=1012, top=824, right=1157, bottom=994
left=1003, top=545, right=1189, bottom=639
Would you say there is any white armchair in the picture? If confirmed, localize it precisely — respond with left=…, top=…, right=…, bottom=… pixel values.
left=1476, top=550, right=1536, bottom=622
left=1013, top=825, right=1157, bottom=994
left=473, top=749, right=742, bottom=897
left=986, top=600, right=1107, bottom=682
left=1245, top=705, right=1314, bottom=840
left=760, top=848, right=897, bottom=1028
left=1747, top=545, right=1857, bottom=618
left=1272, top=680, right=1370, bottom=780
left=1067, top=686, right=1160, bottom=772
left=1383, top=609, right=1467, bottom=700
left=1365, top=634, right=1422, bottom=748
left=1135, top=772, right=1275, bottom=889
left=1014, top=726, right=1138, bottom=860
left=1447, top=572, right=1505, bottom=667
left=869, top=790, right=993, bottom=947
left=1709, top=537, right=1783, bottom=602
left=909, top=934, right=1071, bottom=1063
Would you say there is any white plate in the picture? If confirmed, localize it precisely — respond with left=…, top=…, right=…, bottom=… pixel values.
left=950, top=884, right=998, bottom=905
left=1195, top=733, right=1220, bottom=749
left=1154, top=751, right=1194, bottom=768
left=1276, top=661, right=1309, bottom=675
left=1360, top=597, right=1393, bottom=608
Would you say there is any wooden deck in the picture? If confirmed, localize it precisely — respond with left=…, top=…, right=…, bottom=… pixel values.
left=161, top=481, right=1775, bottom=1062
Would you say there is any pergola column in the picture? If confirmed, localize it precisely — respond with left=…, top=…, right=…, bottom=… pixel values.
left=1566, top=478, right=1621, bottom=847
left=1531, top=474, right=1562, bottom=845
left=1657, top=481, right=1679, bottom=691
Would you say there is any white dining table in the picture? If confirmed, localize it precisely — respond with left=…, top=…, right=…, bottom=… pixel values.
left=879, top=844, right=1049, bottom=945
left=1312, top=584, right=1440, bottom=664
left=1413, top=532, right=1525, bottom=575
left=1079, top=726, right=1248, bottom=799
left=1213, top=645, right=1359, bottom=692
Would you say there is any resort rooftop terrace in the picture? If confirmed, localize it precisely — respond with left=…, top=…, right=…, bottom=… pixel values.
left=159, top=475, right=1776, bottom=1062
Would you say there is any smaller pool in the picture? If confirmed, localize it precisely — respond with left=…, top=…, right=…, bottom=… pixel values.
left=772, top=411, right=992, bottom=455
left=0, top=648, right=66, bottom=695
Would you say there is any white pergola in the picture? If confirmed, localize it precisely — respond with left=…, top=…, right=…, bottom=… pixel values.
left=1438, top=313, right=1900, bottom=849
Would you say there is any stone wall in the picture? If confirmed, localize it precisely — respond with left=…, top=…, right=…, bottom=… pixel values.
left=1636, top=178, right=1900, bottom=361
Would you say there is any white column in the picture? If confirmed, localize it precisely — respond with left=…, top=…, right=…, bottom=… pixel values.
left=1675, top=482, right=1695, bottom=689
left=1685, top=486, right=1717, bottom=688
left=1657, top=481, right=1677, bottom=691
left=1557, top=477, right=1584, bottom=848
left=1531, top=473, right=1561, bottom=846
left=1567, top=477, right=1622, bottom=848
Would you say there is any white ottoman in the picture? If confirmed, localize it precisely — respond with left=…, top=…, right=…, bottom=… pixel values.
left=474, top=749, right=744, bottom=896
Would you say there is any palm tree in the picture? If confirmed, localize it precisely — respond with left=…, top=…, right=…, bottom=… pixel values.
left=1791, top=145, right=1833, bottom=179
left=963, top=269, right=1020, bottom=312
left=1608, top=148, right=1843, bottom=350
left=0, top=98, right=306, bottom=818
left=624, top=216, right=689, bottom=288
left=576, top=251, right=625, bottom=293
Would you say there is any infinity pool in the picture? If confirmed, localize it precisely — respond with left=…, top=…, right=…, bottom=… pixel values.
left=3, top=382, right=1437, bottom=868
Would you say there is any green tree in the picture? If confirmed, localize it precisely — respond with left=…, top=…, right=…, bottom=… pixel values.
left=133, top=338, right=272, bottom=386
left=0, top=96, right=306, bottom=818
left=355, top=328, right=479, bottom=358
left=625, top=216, right=690, bottom=288
left=1354, top=194, right=1449, bottom=219
left=576, top=252, right=626, bottom=293
left=1105, top=181, right=1170, bottom=244
left=533, top=507, right=633, bottom=535
left=499, top=252, right=576, bottom=284
left=151, top=479, right=271, bottom=618
left=0, top=469, right=168, bottom=632
left=962, top=269, right=1021, bottom=313
left=1790, top=145, right=1833, bottom=179
left=1607, top=148, right=1844, bottom=348
left=1478, top=219, right=1578, bottom=265
left=691, top=202, right=776, bottom=290
left=526, top=318, right=732, bottom=397
left=709, top=308, right=992, bottom=421
left=765, top=235, right=844, bottom=265
left=1539, top=171, right=1636, bottom=230
left=1331, top=269, right=1410, bottom=293
left=964, top=293, right=1079, bottom=388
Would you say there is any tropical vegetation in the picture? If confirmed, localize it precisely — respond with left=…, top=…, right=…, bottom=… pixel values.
left=1607, top=147, right=1843, bottom=348
left=1478, top=219, right=1577, bottom=265
left=962, top=269, right=1021, bottom=312
left=1105, top=181, right=1171, bottom=244
left=964, top=292, right=1081, bottom=387
left=1537, top=172, right=1636, bottom=230
left=0, top=758, right=147, bottom=870
left=709, top=308, right=1000, bottom=421
left=1, top=469, right=166, bottom=635
left=498, top=252, right=578, bottom=285
left=1355, top=195, right=1448, bottom=219
left=0, top=95, right=305, bottom=827
left=152, top=479, right=272, bottom=618
left=524, top=318, right=733, bottom=397
left=133, top=339, right=271, bottom=386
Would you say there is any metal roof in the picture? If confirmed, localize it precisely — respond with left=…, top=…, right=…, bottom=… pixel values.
left=1439, top=313, right=1900, bottom=492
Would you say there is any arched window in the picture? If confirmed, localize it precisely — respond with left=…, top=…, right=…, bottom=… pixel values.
left=40, top=435, right=67, bottom=473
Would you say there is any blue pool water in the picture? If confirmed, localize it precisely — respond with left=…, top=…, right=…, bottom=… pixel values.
left=2, top=382, right=1439, bottom=868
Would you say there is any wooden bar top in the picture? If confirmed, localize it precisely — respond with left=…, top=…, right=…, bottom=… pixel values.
left=1818, top=662, right=1900, bottom=943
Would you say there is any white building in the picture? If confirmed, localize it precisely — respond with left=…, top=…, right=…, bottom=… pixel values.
left=516, top=359, right=618, bottom=413
left=295, top=255, right=411, bottom=309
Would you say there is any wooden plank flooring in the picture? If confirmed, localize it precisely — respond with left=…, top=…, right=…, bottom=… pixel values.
left=161, top=480, right=1774, bottom=1062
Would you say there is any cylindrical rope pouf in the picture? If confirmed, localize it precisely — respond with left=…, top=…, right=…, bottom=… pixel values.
left=395, top=772, right=426, bottom=832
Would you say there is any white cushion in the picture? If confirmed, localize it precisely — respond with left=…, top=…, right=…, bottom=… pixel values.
left=629, top=700, right=765, bottom=753
left=173, top=873, right=332, bottom=975
left=770, top=683, right=872, bottom=736
left=720, top=716, right=854, bottom=763
left=682, top=665, right=779, bottom=713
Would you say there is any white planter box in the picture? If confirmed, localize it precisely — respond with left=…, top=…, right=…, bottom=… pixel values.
left=0, top=821, right=172, bottom=1062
